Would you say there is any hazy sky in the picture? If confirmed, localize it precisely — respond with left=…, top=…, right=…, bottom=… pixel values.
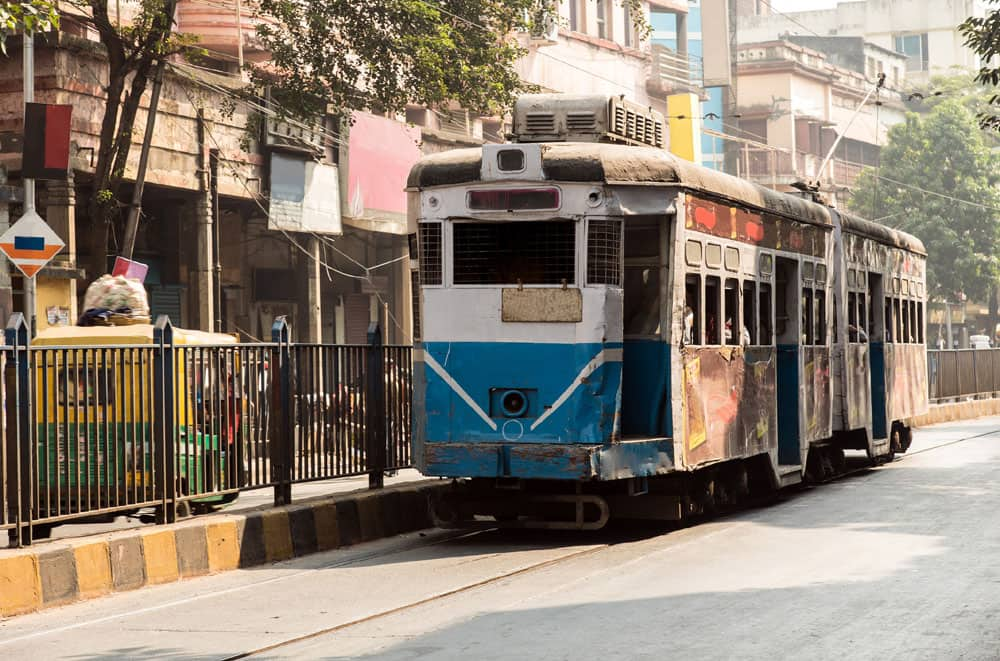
left=767, top=0, right=840, bottom=10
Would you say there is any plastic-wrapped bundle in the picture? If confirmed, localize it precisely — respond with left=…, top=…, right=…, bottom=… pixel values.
left=80, top=275, right=150, bottom=325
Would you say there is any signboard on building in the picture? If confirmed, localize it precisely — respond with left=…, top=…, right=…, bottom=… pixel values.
left=267, top=154, right=342, bottom=234
left=345, top=112, right=422, bottom=235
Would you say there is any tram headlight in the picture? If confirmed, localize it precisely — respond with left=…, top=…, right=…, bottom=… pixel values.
left=500, top=389, right=529, bottom=418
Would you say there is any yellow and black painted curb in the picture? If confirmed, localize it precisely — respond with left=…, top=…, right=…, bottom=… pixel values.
left=0, top=480, right=445, bottom=618
left=907, top=399, right=1000, bottom=428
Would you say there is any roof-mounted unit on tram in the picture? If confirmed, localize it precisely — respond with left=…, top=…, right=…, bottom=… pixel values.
left=512, top=94, right=666, bottom=148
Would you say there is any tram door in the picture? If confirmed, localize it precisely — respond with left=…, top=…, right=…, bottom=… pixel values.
left=621, top=217, right=669, bottom=438
left=775, top=257, right=801, bottom=465
left=868, top=273, right=888, bottom=440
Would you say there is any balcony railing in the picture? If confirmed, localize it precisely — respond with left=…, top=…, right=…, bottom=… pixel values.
left=738, top=147, right=869, bottom=188
left=649, top=44, right=705, bottom=98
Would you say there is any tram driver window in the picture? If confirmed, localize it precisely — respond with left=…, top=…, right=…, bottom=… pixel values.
left=705, top=276, right=721, bottom=345
left=684, top=275, right=701, bottom=345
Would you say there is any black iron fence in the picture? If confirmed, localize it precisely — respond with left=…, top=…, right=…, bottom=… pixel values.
left=2, top=315, right=411, bottom=547
left=927, top=349, right=1000, bottom=403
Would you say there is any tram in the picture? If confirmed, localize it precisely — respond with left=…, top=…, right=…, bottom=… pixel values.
left=407, top=94, right=927, bottom=529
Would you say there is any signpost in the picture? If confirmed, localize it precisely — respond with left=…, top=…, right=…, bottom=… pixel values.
left=0, top=209, right=65, bottom=278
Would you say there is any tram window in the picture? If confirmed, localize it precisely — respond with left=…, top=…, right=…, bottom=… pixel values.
left=903, top=300, right=917, bottom=344
left=885, top=298, right=894, bottom=343
left=848, top=292, right=858, bottom=343
left=910, top=300, right=918, bottom=343
left=742, top=280, right=756, bottom=345
left=624, top=267, right=660, bottom=336
left=705, top=276, right=721, bottom=345
left=802, top=288, right=814, bottom=345
left=706, top=244, right=723, bottom=269
left=419, top=223, right=443, bottom=285
left=587, top=220, right=622, bottom=286
left=759, top=283, right=773, bottom=345
left=815, top=289, right=826, bottom=345
left=918, top=302, right=925, bottom=343
left=893, top=298, right=902, bottom=344
left=858, top=293, right=868, bottom=342
left=452, top=220, right=575, bottom=285
left=816, top=264, right=827, bottom=284
left=724, top=279, right=739, bottom=345
left=684, top=275, right=701, bottom=345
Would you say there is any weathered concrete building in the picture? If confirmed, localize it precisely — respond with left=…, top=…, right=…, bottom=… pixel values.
left=734, top=39, right=907, bottom=201
left=738, top=0, right=989, bottom=83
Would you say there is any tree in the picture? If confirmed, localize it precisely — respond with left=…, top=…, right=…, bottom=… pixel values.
left=961, top=0, right=1000, bottom=130
left=849, top=99, right=1000, bottom=304
left=252, top=0, right=647, bottom=119
left=63, top=0, right=189, bottom=280
left=0, top=1, right=58, bottom=54
left=58, top=0, right=646, bottom=279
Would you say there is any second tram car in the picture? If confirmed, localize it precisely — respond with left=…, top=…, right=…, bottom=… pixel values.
left=408, top=94, right=927, bottom=528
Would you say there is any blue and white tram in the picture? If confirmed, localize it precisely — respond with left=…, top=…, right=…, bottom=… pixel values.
left=407, top=94, right=927, bottom=528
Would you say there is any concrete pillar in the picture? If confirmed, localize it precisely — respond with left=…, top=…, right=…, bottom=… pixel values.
left=42, top=172, right=78, bottom=321
left=667, top=93, right=703, bottom=164
left=0, top=198, right=11, bottom=327
left=676, top=12, right=688, bottom=57
left=194, top=190, right=215, bottom=332
left=305, top=235, right=322, bottom=343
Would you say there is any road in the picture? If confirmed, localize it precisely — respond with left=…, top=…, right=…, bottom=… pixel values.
left=3, top=417, right=1000, bottom=660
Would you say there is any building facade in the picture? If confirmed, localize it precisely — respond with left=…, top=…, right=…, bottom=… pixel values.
left=738, top=0, right=989, bottom=83
left=734, top=39, right=907, bottom=201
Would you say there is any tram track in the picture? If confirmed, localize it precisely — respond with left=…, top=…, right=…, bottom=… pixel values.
left=223, top=424, right=1000, bottom=660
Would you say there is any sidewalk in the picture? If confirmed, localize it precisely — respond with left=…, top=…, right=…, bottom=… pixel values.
left=0, top=474, right=447, bottom=618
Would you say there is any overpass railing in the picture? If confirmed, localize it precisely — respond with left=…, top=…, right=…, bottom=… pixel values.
left=2, top=314, right=412, bottom=547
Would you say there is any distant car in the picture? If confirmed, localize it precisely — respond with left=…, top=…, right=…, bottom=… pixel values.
left=970, top=335, right=991, bottom=349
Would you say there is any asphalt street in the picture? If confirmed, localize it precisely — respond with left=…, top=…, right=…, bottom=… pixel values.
left=3, top=417, right=999, bottom=660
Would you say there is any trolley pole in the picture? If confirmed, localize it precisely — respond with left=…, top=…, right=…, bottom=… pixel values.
left=22, top=31, right=35, bottom=338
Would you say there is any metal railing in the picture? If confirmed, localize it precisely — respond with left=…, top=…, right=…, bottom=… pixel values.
left=650, top=44, right=704, bottom=96
left=927, top=349, right=1000, bottom=403
left=2, top=314, right=412, bottom=546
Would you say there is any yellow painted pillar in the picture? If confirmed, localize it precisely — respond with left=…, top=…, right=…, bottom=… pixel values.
left=667, top=93, right=702, bottom=164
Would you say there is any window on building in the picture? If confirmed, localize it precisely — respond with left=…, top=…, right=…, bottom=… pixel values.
left=595, top=0, right=608, bottom=39
left=569, top=0, right=579, bottom=32
left=623, top=4, right=632, bottom=48
left=894, top=33, right=929, bottom=72
left=452, top=221, right=575, bottom=285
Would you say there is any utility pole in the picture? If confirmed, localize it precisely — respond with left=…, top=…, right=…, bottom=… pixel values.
left=23, top=31, right=35, bottom=336
left=121, top=0, right=178, bottom=259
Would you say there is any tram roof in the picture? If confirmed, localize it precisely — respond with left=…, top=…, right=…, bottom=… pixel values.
left=408, top=142, right=926, bottom=256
